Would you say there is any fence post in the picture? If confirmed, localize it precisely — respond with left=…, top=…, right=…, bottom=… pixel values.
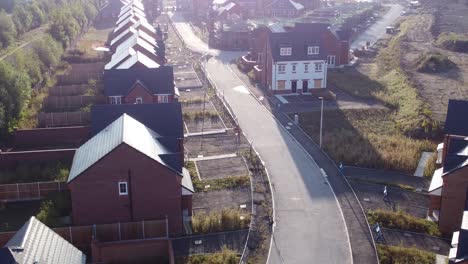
left=37, top=182, right=41, bottom=198
left=92, top=224, right=96, bottom=240
left=165, top=216, right=169, bottom=238
left=142, top=220, right=145, bottom=239
left=69, top=226, right=73, bottom=243
left=118, top=222, right=121, bottom=241
left=16, top=183, right=19, bottom=200
left=58, top=182, right=61, bottom=192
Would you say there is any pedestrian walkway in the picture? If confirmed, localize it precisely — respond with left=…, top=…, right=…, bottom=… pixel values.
left=414, top=152, right=433, bottom=177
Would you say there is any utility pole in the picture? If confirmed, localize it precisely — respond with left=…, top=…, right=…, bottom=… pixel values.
left=319, top=97, right=324, bottom=148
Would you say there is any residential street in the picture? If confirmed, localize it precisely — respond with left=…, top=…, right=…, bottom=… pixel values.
left=351, top=4, right=404, bottom=50
left=170, top=12, right=354, bottom=264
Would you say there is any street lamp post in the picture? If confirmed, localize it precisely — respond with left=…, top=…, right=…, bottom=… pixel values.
left=319, top=97, right=324, bottom=148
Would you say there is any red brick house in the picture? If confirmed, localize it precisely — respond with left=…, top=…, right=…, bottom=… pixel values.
left=448, top=194, right=468, bottom=264
left=429, top=100, right=468, bottom=235
left=103, top=67, right=177, bottom=104
left=68, top=114, right=193, bottom=236
left=263, top=0, right=304, bottom=18
left=113, top=18, right=157, bottom=39
left=109, top=27, right=157, bottom=52
left=249, top=23, right=349, bottom=94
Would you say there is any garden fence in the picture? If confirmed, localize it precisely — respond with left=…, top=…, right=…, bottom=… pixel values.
left=0, top=219, right=168, bottom=249
left=38, top=111, right=91, bottom=127
left=49, top=85, right=92, bottom=96
left=0, top=181, right=68, bottom=201
left=43, top=95, right=105, bottom=112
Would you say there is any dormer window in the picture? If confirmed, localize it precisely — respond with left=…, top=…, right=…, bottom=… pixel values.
left=308, top=46, right=320, bottom=55
left=280, top=47, right=292, bottom=56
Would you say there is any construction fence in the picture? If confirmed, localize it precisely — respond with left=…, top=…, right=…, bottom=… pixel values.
left=0, top=181, right=68, bottom=201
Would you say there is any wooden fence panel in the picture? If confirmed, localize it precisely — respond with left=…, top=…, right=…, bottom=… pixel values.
left=0, top=181, right=68, bottom=201
left=120, top=221, right=142, bottom=241
left=38, top=111, right=90, bottom=127
left=49, top=85, right=91, bottom=96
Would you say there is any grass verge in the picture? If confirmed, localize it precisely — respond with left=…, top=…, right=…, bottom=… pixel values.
left=377, top=245, right=435, bottom=264
left=296, top=109, right=435, bottom=173
left=368, top=209, right=441, bottom=236
left=175, top=246, right=239, bottom=264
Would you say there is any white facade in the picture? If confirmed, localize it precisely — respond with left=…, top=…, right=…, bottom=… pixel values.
left=271, top=60, right=327, bottom=93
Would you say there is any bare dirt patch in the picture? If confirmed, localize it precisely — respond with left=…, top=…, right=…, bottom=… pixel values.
left=196, top=156, right=249, bottom=180
left=399, top=13, right=468, bottom=122
left=192, top=187, right=251, bottom=215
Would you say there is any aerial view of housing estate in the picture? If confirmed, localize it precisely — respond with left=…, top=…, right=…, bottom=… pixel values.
left=0, top=0, right=467, bottom=263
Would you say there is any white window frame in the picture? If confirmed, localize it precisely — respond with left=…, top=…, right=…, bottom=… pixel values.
left=110, top=96, right=122, bottom=105
left=118, top=182, right=128, bottom=195
left=292, top=63, right=297, bottom=73
left=158, top=95, right=169, bottom=103
left=277, top=64, right=286, bottom=73
left=304, top=63, right=309, bottom=73
left=315, top=63, right=323, bottom=72
left=280, top=47, right=292, bottom=56
left=327, top=55, right=336, bottom=66
left=308, top=46, right=320, bottom=55
left=135, top=97, right=143, bottom=104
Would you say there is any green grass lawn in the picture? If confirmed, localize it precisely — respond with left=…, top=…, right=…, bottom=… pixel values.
left=296, top=109, right=436, bottom=173
left=76, top=26, right=113, bottom=58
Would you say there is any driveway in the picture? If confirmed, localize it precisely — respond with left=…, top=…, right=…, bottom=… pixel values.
left=170, top=12, right=354, bottom=264
left=351, top=4, right=404, bottom=50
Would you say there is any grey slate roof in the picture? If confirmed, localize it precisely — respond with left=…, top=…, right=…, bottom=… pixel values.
left=443, top=137, right=468, bottom=174
left=268, top=23, right=333, bottom=62
left=68, top=114, right=177, bottom=182
left=445, top=100, right=468, bottom=136
left=105, top=48, right=160, bottom=70
left=103, top=66, right=175, bottom=96
left=0, top=217, right=86, bottom=264
left=90, top=103, right=183, bottom=146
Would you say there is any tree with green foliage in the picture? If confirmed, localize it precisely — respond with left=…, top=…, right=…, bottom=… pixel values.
left=0, top=61, right=31, bottom=132
left=0, top=10, right=16, bottom=48
left=12, top=5, right=33, bottom=35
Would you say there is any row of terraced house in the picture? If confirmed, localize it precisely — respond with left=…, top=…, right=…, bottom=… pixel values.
left=0, top=0, right=193, bottom=263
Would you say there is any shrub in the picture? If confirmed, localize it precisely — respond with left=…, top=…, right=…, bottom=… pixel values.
left=192, top=209, right=250, bottom=234
left=423, top=152, right=438, bottom=177
left=178, top=246, right=239, bottom=264
left=377, top=245, right=435, bottom=264
left=436, top=32, right=468, bottom=53
left=368, top=209, right=441, bottom=236
left=415, top=52, right=456, bottom=73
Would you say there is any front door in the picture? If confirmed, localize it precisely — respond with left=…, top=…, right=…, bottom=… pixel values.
left=291, top=80, right=297, bottom=93
left=302, top=80, right=308, bottom=93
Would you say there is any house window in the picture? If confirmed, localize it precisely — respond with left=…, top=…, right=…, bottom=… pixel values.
left=327, top=55, right=336, bottom=66
left=277, top=80, right=286, bottom=90
left=315, top=63, right=323, bottom=72
left=119, top=182, right=128, bottom=195
left=257, top=53, right=263, bottom=63
left=314, top=79, right=322, bottom=88
left=110, top=96, right=122, bottom=105
left=304, top=63, right=309, bottom=72
left=308, top=46, right=320, bottom=55
left=136, top=97, right=143, bottom=104
left=292, top=64, right=297, bottom=73
left=277, top=64, right=286, bottom=73
left=158, top=95, right=169, bottom=103
left=280, top=47, right=292, bottom=56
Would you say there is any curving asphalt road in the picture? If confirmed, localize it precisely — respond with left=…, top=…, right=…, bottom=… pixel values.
left=169, top=12, right=353, bottom=264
